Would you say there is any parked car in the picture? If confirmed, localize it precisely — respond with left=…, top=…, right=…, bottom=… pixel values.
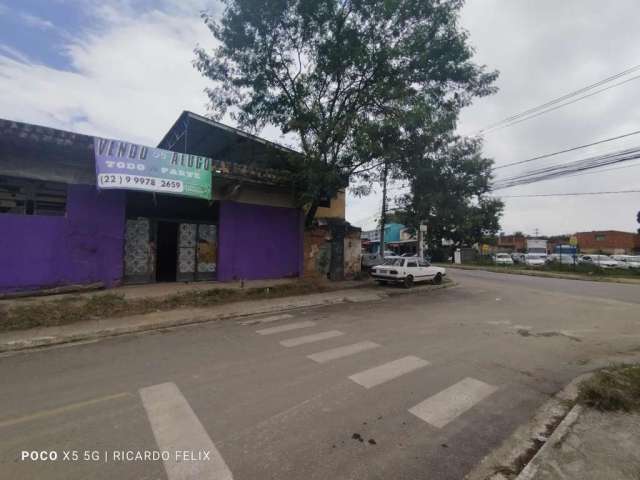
left=547, top=253, right=578, bottom=265
left=511, top=252, right=525, bottom=263
left=523, top=253, right=547, bottom=267
left=611, top=255, right=640, bottom=269
left=578, top=254, right=619, bottom=269
left=362, top=250, right=397, bottom=268
left=493, top=253, right=514, bottom=265
left=371, top=257, right=446, bottom=288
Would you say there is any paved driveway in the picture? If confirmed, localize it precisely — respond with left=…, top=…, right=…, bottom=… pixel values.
left=1, top=270, right=639, bottom=479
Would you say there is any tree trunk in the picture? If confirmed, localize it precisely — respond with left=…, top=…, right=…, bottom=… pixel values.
left=305, top=201, right=320, bottom=228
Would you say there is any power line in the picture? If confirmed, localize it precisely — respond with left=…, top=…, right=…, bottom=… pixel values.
left=484, top=74, right=640, bottom=134
left=492, top=145, right=640, bottom=190
left=474, top=63, right=640, bottom=135
left=493, top=189, right=640, bottom=198
left=493, top=129, right=640, bottom=170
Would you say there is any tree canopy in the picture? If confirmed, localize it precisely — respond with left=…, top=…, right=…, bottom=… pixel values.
left=393, top=135, right=504, bottom=253
left=195, top=0, right=498, bottom=224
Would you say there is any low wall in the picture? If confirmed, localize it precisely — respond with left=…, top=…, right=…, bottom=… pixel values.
left=0, top=185, right=125, bottom=293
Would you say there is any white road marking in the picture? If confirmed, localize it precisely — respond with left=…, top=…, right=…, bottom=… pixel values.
left=512, top=325, right=533, bottom=330
left=256, top=321, right=316, bottom=335
left=408, top=377, right=498, bottom=428
left=239, top=314, right=293, bottom=326
left=279, top=330, right=344, bottom=347
left=139, top=382, right=233, bottom=480
left=486, top=320, right=511, bottom=326
left=348, top=356, right=430, bottom=389
left=307, top=341, right=381, bottom=363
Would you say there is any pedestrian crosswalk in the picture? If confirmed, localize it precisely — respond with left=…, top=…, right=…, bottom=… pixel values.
left=408, top=377, right=498, bottom=428
left=348, top=356, right=430, bottom=389
left=256, top=321, right=316, bottom=335
left=307, top=341, right=380, bottom=363
left=280, top=330, right=344, bottom=347
left=250, top=313, right=501, bottom=432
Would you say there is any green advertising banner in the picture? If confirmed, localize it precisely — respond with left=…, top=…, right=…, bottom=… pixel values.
left=94, top=137, right=212, bottom=200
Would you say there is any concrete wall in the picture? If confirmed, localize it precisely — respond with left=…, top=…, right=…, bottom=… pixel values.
left=344, top=229, right=362, bottom=279
left=303, top=223, right=361, bottom=280
left=316, top=190, right=346, bottom=219
left=0, top=185, right=126, bottom=293
left=217, top=200, right=303, bottom=281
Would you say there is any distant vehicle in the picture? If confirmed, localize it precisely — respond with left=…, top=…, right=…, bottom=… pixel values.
left=523, top=253, right=547, bottom=267
left=578, top=254, right=619, bottom=269
left=361, top=250, right=397, bottom=268
left=611, top=255, right=640, bottom=269
left=371, top=257, right=446, bottom=288
left=511, top=252, right=525, bottom=263
left=526, top=238, right=548, bottom=254
left=547, top=253, right=578, bottom=265
left=493, top=253, right=514, bottom=265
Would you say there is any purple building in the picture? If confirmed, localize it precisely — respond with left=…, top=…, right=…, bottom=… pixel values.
left=0, top=113, right=306, bottom=294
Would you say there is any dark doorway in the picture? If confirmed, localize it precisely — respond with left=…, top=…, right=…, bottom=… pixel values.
left=156, top=221, right=178, bottom=282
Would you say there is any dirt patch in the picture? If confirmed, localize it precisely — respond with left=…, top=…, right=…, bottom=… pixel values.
left=577, top=364, right=640, bottom=412
left=0, top=281, right=334, bottom=332
left=516, top=329, right=581, bottom=342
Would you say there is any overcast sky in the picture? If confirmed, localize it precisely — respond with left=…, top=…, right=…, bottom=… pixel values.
left=1, top=0, right=639, bottom=236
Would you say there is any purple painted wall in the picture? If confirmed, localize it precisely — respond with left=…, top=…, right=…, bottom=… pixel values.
left=0, top=185, right=125, bottom=293
left=217, top=201, right=303, bottom=281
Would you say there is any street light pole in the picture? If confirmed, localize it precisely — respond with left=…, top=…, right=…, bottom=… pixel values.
left=378, top=159, right=388, bottom=260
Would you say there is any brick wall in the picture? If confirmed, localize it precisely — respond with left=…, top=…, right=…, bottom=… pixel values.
left=576, top=230, right=640, bottom=254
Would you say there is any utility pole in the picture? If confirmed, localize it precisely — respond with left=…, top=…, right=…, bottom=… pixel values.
left=378, top=159, right=388, bottom=260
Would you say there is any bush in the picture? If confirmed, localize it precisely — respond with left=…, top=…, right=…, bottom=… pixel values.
left=577, top=364, right=640, bottom=412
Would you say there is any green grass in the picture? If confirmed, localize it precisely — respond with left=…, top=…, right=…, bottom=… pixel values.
left=442, top=260, right=640, bottom=283
left=577, top=364, right=640, bottom=412
left=0, top=281, right=334, bottom=333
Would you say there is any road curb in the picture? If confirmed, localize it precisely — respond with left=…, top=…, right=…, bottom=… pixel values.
left=0, top=282, right=456, bottom=354
left=515, top=405, right=583, bottom=480
left=442, top=264, right=640, bottom=285
left=465, top=373, right=591, bottom=480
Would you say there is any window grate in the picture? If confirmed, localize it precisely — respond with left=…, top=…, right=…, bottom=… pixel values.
left=0, top=176, right=67, bottom=216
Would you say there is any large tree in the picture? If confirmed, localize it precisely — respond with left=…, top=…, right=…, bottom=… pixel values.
left=195, top=0, right=498, bottom=224
left=395, top=135, right=504, bottom=256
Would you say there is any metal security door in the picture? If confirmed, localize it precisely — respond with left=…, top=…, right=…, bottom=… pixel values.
left=123, top=217, right=155, bottom=284
left=177, top=223, right=197, bottom=282
left=196, top=224, right=217, bottom=281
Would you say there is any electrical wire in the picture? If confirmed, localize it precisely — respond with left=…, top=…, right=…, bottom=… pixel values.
left=493, top=189, right=640, bottom=198
left=493, top=129, right=640, bottom=170
left=474, top=63, right=640, bottom=135
left=492, top=145, right=640, bottom=190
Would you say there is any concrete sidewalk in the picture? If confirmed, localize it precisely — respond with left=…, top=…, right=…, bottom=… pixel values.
left=0, top=282, right=454, bottom=353
left=0, top=277, right=365, bottom=307
left=517, top=407, right=640, bottom=480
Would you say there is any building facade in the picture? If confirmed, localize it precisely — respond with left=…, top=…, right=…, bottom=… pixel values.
left=0, top=113, right=348, bottom=294
left=575, top=230, right=640, bottom=254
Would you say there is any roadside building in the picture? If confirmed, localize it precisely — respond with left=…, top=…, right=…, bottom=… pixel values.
left=575, top=230, right=640, bottom=255
left=497, top=233, right=526, bottom=252
left=0, top=114, right=355, bottom=294
left=361, top=223, right=418, bottom=255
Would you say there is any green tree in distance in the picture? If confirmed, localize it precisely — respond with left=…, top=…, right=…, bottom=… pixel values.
left=394, top=135, right=504, bottom=253
left=195, top=0, right=498, bottom=225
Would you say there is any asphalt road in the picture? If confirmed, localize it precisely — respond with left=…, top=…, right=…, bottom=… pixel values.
left=1, top=270, right=639, bottom=480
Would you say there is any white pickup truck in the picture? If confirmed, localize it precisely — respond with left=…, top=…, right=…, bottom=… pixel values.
left=370, top=257, right=446, bottom=288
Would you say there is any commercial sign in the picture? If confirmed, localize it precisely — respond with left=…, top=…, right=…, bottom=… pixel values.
left=94, top=137, right=212, bottom=200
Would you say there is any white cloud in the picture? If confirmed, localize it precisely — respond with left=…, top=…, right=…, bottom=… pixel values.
left=0, top=3, right=219, bottom=145
left=20, top=12, right=57, bottom=30
left=1, top=1, right=639, bottom=235
left=348, top=0, right=640, bottom=235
